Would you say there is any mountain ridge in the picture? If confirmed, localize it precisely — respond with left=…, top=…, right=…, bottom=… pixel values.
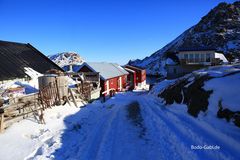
left=48, top=52, right=84, bottom=67
left=129, top=1, right=240, bottom=76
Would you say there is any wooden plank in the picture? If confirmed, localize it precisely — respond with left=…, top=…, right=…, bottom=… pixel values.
left=28, top=104, right=40, bottom=124
left=0, top=114, right=5, bottom=132
left=69, top=88, right=78, bottom=108
left=55, top=78, right=61, bottom=104
left=66, top=96, right=72, bottom=107
left=4, top=107, right=42, bottom=121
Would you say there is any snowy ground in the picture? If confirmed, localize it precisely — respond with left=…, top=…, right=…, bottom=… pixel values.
left=0, top=103, right=82, bottom=160
left=0, top=91, right=239, bottom=160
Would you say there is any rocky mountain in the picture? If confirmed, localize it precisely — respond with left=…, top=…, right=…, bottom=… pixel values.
left=129, top=1, right=240, bottom=76
left=48, top=52, right=84, bottom=67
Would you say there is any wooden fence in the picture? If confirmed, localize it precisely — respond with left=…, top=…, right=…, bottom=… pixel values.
left=0, top=81, right=61, bottom=132
left=0, top=76, right=100, bottom=132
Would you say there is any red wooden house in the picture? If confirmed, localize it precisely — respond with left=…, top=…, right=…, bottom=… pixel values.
left=124, top=65, right=147, bottom=89
left=78, top=62, right=129, bottom=96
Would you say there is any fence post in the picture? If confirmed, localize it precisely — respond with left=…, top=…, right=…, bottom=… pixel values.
left=0, top=113, right=4, bottom=132
left=55, top=78, right=61, bottom=105
left=69, top=88, right=78, bottom=108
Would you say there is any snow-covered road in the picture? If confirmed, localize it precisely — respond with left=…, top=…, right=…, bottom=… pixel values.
left=26, top=92, right=240, bottom=160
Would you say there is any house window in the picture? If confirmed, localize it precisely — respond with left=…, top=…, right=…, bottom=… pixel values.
left=195, top=54, right=199, bottom=62
left=189, top=54, right=194, bottom=62
left=184, top=54, right=188, bottom=59
left=200, top=54, right=204, bottom=62
left=206, top=53, right=211, bottom=62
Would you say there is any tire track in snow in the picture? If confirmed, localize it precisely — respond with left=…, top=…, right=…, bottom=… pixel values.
left=75, top=100, right=151, bottom=160
left=137, top=100, right=182, bottom=160
left=142, top=96, right=237, bottom=160
left=75, top=106, right=122, bottom=160
left=143, top=97, right=223, bottom=160
left=150, top=97, right=240, bottom=159
left=138, top=97, right=199, bottom=160
left=164, top=108, right=240, bottom=159
left=91, top=106, right=123, bottom=160
left=107, top=101, right=155, bottom=160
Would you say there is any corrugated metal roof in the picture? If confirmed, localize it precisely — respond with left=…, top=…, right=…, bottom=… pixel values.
left=112, top=63, right=129, bottom=75
left=0, top=40, right=63, bottom=81
left=80, top=62, right=128, bottom=80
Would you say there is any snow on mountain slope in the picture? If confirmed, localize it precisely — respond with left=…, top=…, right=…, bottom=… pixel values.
left=0, top=91, right=239, bottom=160
left=129, top=28, right=191, bottom=76
left=129, top=1, right=240, bottom=76
left=48, top=52, right=84, bottom=67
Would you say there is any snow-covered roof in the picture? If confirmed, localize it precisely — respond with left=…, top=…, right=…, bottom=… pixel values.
left=124, top=67, right=136, bottom=73
left=214, top=53, right=228, bottom=63
left=79, top=62, right=128, bottom=80
left=112, top=63, right=129, bottom=75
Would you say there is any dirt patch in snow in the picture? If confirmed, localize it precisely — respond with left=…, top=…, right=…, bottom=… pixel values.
left=158, top=79, right=189, bottom=104
left=126, top=101, right=147, bottom=138
left=184, top=75, right=213, bottom=117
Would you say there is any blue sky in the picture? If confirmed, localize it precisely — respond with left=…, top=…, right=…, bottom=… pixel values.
left=0, top=0, right=235, bottom=64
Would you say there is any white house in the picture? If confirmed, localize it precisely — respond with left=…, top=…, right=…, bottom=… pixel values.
left=166, top=48, right=229, bottom=79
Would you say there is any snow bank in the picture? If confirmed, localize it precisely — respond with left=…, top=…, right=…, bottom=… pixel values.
left=150, top=65, right=240, bottom=98
left=150, top=64, right=240, bottom=126
left=0, top=103, right=83, bottom=160
left=194, top=65, right=240, bottom=77
left=149, top=79, right=176, bottom=96
left=204, top=73, right=240, bottom=112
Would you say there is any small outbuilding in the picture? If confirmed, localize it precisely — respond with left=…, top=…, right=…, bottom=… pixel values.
left=124, top=65, right=147, bottom=89
left=124, top=67, right=136, bottom=90
left=78, top=62, right=129, bottom=96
